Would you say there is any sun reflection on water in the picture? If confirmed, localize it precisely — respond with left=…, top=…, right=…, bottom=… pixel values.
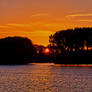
left=0, top=63, right=92, bottom=92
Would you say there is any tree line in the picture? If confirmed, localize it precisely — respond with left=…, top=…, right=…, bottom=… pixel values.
left=0, top=27, right=92, bottom=64
left=49, top=27, right=92, bottom=57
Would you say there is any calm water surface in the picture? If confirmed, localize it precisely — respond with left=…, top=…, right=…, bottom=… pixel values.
left=0, top=63, right=92, bottom=92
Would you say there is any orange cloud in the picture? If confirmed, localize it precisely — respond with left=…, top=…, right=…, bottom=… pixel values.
left=66, top=13, right=92, bottom=18
left=0, top=25, right=12, bottom=28
left=7, top=24, right=32, bottom=27
left=79, top=20, right=92, bottom=22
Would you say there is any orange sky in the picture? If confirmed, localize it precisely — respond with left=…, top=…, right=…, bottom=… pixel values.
left=0, top=0, right=92, bottom=46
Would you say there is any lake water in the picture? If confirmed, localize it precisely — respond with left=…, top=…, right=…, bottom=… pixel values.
left=0, top=63, right=92, bottom=92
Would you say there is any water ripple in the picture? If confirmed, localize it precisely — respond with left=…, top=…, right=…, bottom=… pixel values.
left=0, top=64, right=92, bottom=92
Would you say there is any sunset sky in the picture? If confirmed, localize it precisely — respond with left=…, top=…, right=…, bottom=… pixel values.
left=0, top=0, right=92, bottom=46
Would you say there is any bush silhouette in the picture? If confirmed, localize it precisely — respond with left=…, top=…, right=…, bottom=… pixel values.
left=0, top=36, right=35, bottom=64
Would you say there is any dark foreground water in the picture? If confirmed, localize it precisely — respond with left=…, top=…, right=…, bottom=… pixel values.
left=0, top=63, right=92, bottom=92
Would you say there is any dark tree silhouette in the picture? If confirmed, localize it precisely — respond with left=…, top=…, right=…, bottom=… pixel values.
left=0, top=36, right=36, bottom=64
left=49, top=27, right=92, bottom=56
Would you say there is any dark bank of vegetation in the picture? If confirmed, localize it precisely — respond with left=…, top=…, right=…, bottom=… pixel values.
left=0, top=27, right=92, bottom=65
left=0, top=36, right=36, bottom=64
left=49, top=27, right=92, bottom=64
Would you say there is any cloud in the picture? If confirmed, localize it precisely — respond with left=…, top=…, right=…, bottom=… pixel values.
left=0, top=24, right=32, bottom=29
left=31, top=13, right=49, bottom=17
left=0, top=25, right=11, bottom=28
left=66, top=13, right=92, bottom=18
left=79, top=19, right=92, bottom=22
left=66, top=13, right=92, bottom=22
left=7, top=24, right=32, bottom=27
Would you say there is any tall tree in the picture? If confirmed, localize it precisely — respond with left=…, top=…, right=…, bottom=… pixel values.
left=49, top=27, right=92, bottom=56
